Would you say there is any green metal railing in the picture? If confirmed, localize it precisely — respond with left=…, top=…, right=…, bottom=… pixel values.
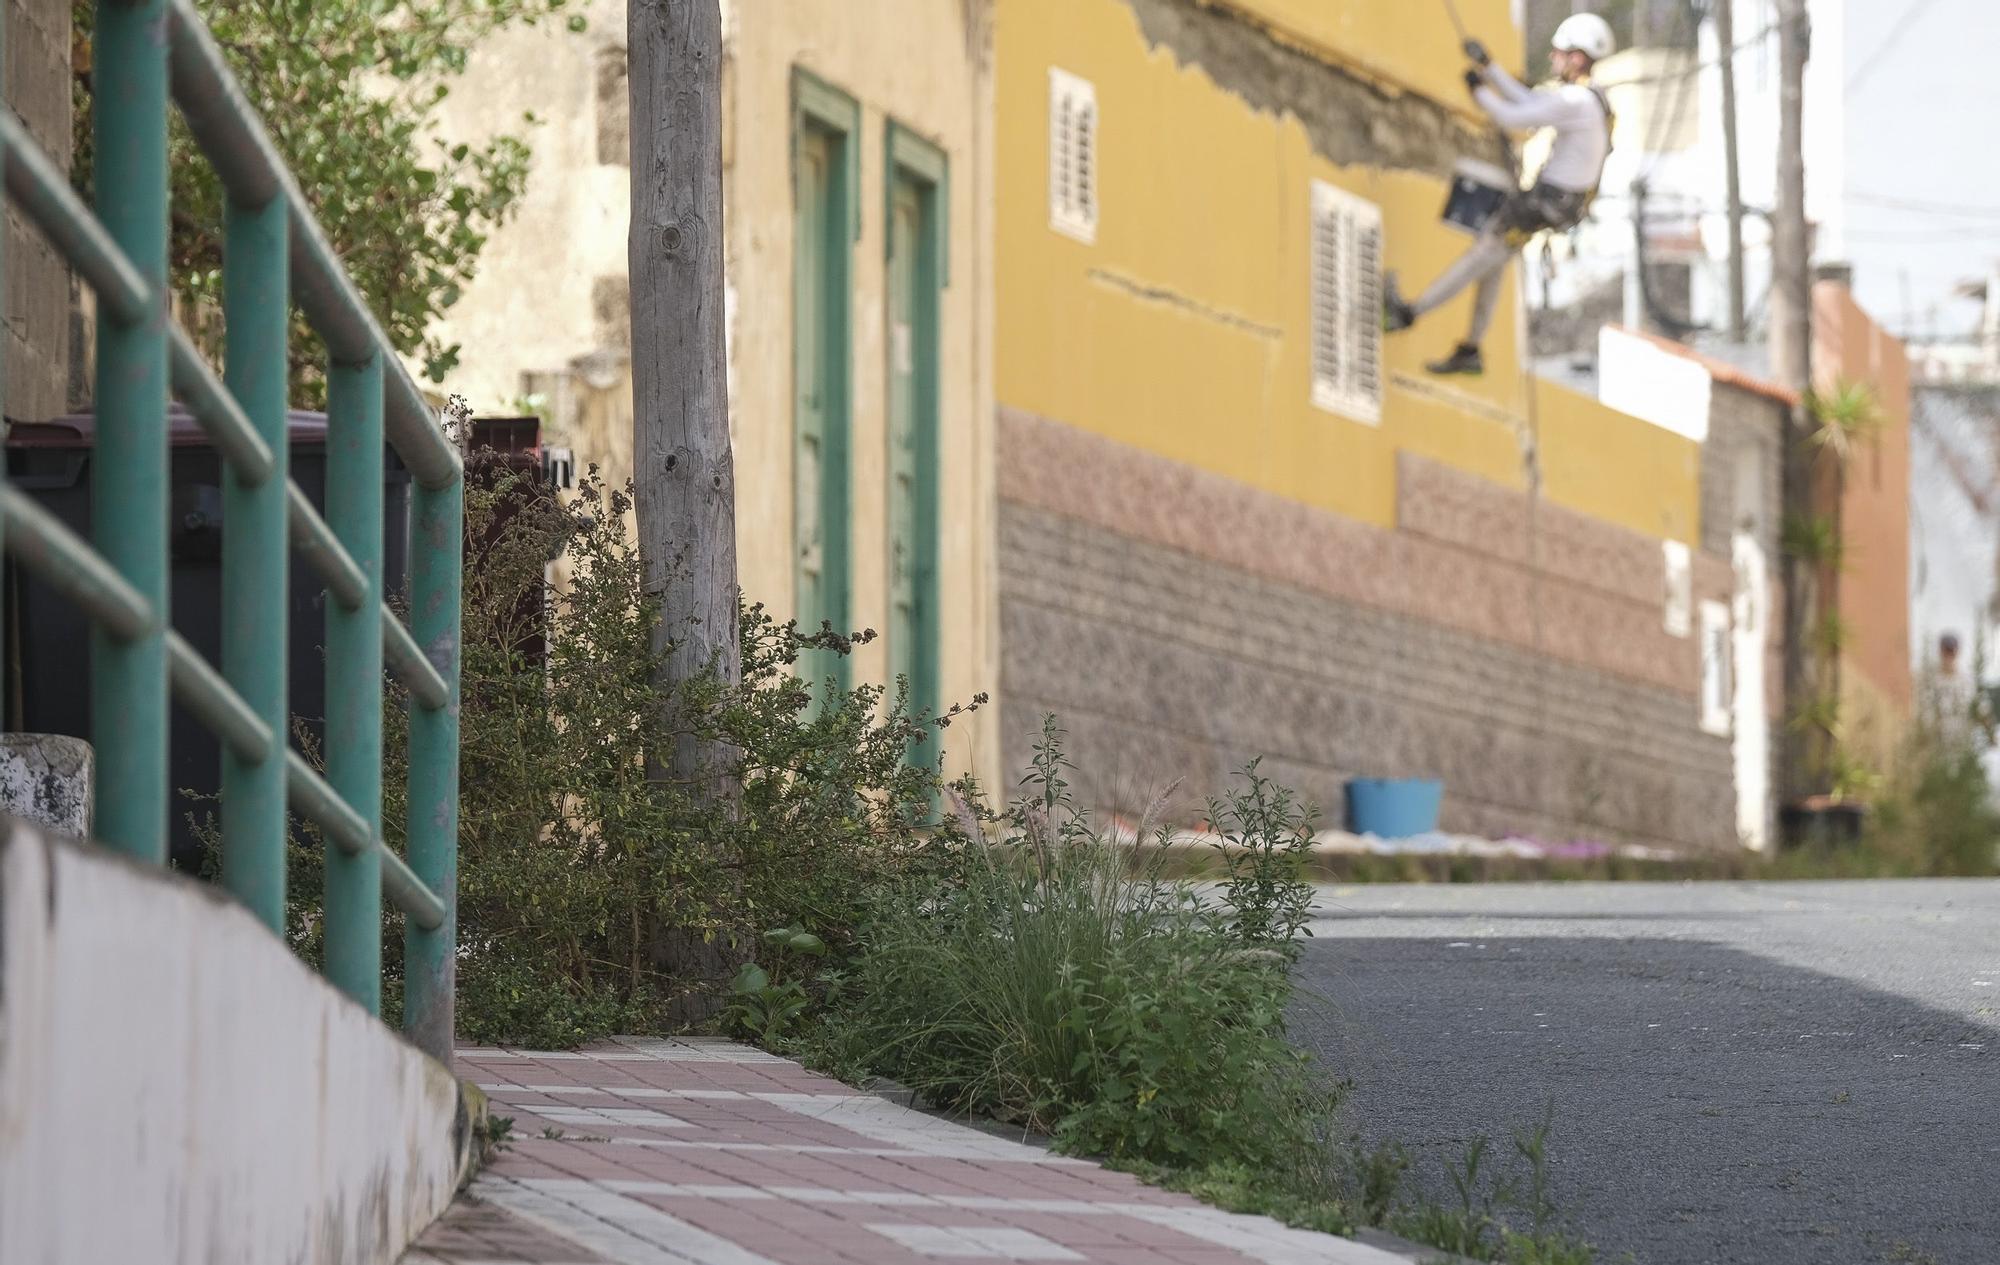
left=0, top=0, right=461, bottom=1062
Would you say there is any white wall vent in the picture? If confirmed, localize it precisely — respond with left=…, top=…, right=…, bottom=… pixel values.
left=1309, top=180, right=1383, bottom=424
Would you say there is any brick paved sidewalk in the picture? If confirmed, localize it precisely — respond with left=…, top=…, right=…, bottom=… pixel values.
left=402, top=1037, right=1413, bottom=1265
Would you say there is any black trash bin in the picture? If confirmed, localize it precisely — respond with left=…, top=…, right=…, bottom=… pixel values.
left=4, top=407, right=411, bottom=870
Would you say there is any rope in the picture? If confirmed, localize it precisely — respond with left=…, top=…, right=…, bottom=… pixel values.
left=1438, top=0, right=1472, bottom=44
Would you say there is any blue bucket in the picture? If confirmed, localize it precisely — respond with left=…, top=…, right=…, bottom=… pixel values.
left=1346, top=778, right=1444, bottom=839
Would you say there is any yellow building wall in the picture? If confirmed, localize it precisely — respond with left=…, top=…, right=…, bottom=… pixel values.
left=1209, top=0, right=1521, bottom=110
left=1535, top=379, right=1700, bottom=543
left=995, top=0, right=1698, bottom=546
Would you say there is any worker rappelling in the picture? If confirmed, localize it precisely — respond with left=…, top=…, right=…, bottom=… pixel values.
left=1383, top=13, right=1618, bottom=376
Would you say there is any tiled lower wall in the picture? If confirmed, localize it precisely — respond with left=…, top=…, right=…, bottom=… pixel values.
left=996, top=410, right=1739, bottom=852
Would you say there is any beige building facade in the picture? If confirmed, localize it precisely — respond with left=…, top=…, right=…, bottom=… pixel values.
left=428, top=3, right=1000, bottom=782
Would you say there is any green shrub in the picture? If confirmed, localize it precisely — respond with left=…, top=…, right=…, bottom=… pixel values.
left=820, top=719, right=1342, bottom=1175
left=225, top=454, right=974, bottom=1046
left=1862, top=731, right=2000, bottom=877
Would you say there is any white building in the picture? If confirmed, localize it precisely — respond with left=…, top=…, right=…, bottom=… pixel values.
left=1533, top=0, right=1852, bottom=343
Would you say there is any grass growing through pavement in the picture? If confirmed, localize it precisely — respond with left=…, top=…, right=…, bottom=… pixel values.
left=772, top=719, right=1611, bottom=1263
left=811, top=725, right=1339, bottom=1176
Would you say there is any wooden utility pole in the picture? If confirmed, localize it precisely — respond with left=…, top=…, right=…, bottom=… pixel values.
left=1770, top=0, right=1817, bottom=806
left=1715, top=0, right=1748, bottom=342
left=629, top=0, right=742, bottom=998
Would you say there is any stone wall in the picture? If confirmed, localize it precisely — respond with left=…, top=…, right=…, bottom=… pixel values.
left=5, top=0, right=73, bottom=422
left=997, top=409, right=1739, bottom=852
left=1700, top=382, right=1785, bottom=562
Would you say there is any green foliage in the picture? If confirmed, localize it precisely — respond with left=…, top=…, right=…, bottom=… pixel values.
left=72, top=0, right=584, bottom=398
left=1807, top=611, right=1854, bottom=657
left=473, top=1112, right=514, bottom=1162
left=1385, top=1106, right=1606, bottom=1265
left=436, top=459, right=978, bottom=1045
left=1782, top=513, right=1845, bottom=571
left=724, top=924, right=827, bottom=1044
left=1804, top=381, right=1884, bottom=467
left=1852, top=727, right=2000, bottom=878
left=819, top=719, right=1341, bottom=1174
left=1212, top=760, right=1318, bottom=951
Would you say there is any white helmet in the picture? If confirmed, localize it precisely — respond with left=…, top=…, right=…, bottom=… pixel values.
left=1552, top=13, right=1616, bottom=62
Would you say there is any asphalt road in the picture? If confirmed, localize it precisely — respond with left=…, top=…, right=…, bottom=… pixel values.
left=1292, top=881, right=2000, bottom=1265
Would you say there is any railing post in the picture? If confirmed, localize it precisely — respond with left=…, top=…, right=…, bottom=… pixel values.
left=1, top=0, right=8, bottom=658
left=324, top=354, right=383, bottom=1011
left=91, top=0, right=171, bottom=863
left=219, top=195, right=289, bottom=928
left=404, top=470, right=461, bottom=1063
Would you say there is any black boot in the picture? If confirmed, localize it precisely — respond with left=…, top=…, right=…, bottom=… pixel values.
left=1382, top=275, right=1415, bottom=333
left=1425, top=343, right=1483, bottom=376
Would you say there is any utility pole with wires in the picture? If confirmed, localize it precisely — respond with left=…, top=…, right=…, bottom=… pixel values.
left=1715, top=0, right=1749, bottom=342
left=627, top=0, right=745, bottom=1013
left=1770, top=0, right=1818, bottom=809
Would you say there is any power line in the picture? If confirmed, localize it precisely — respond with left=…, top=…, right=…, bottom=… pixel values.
left=1638, top=0, right=1702, bottom=179
left=1844, top=226, right=2000, bottom=243
left=1600, top=22, right=1778, bottom=86
left=1847, top=191, right=2000, bottom=220
left=1847, top=0, right=1947, bottom=94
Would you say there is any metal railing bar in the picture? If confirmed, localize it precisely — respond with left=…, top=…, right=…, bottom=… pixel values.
left=285, top=751, right=446, bottom=930
left=286, top=482, right=369, bottom=609
left=383, top=609, right=450, bottom=711
left=286, top=749, right=371, bottom=855
left=166, top=629, right=275, bottom=765
left=163, top=0, right=462, bottom=492
left=169, top=325, right=276, bottom=486
left=0, top=486, right=154, bottom=641
left=0, top=108, right=149, bottom=324
left=380, top=845, right=447, bottom=932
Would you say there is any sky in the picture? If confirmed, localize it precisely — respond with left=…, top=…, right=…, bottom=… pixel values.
left=1838, top=0, right=2000, bottom=340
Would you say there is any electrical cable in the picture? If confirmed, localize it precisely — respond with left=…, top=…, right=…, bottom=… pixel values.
left=1846, top=192, right=2000, bottom=220
left=1847, top=0, right=1947, bottom=94
left=1605, top=21, right=1778, bottom=86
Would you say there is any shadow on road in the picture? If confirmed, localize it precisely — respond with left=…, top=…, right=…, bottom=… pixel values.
left=1292, top=936, right=1994, bottom=1265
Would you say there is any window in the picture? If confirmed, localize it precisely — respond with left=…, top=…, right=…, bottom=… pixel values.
left=1049, top=68, right=1097, bottom=242
left=1310, top=180, right=1383, bottom=424
left=1699, top=600, right=1732, bottom=736
left=1662, top=539, right=1692, bottom=638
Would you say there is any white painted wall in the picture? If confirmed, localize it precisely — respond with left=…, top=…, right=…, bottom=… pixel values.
left=1598, top=325, right=1713, bottom=440
left=0, top=821, right=466, bottom=1265
left=1732, top=532, right=1772, bottom=850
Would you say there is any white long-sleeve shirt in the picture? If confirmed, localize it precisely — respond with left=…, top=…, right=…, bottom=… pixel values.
left=1473, top=64, right=1610, bottom=194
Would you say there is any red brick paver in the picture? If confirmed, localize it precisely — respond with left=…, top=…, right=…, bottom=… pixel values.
left=402, top=1037, right=1405, bottom=1265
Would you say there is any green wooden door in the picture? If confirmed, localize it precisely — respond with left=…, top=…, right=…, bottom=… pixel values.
left=886, top=170, right=941, bottom=725
left=794, top=120, right=851, bottom=690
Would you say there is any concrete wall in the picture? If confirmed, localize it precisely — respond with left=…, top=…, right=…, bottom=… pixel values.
left=425, top=2, right=1001, bottom=784
left=1000, top=410, right=1738, bottom=850
left=5, top=0, right=73, bottom=422
left=0, top=821, right=466, bottom=1265
left=1703, top=381, right=1788, bottom=850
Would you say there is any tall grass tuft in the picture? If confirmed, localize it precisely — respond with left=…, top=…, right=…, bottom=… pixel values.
left=828, top=718, right=1342, bottom=1174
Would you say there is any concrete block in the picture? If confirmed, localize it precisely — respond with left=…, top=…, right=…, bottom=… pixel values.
left=0, top=734, right=91, bottom=837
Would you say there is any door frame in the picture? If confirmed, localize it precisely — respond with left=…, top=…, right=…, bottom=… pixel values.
left=791, top=69, right=860, bottom=689
left=883, top=120, right=948, bottom=730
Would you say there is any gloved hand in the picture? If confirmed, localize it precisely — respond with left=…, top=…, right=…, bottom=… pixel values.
left=1464, top=67, right=1485, bottom=94
left=1463, top=38, right=1491, bottom=66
